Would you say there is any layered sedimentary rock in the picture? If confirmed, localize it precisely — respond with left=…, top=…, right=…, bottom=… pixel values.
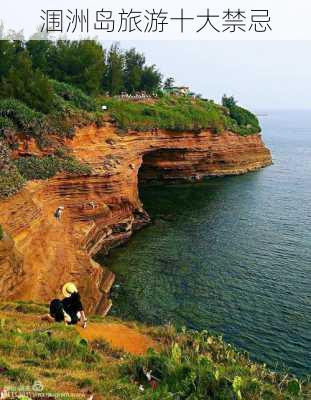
left=0, top=125, right=272, bottom=313
left=0, top=230, right=24, bottom=296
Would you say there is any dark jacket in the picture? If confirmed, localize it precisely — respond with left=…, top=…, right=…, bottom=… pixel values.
left=50, top=299, right=65, bottom=322
left=62, top=292, right=84, bottom=324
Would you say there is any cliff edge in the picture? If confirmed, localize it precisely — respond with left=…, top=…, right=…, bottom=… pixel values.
left=0, top=124, right=272, bottom=313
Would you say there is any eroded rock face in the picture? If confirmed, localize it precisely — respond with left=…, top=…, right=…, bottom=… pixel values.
left=0, top=126, right=272, bottom=313
left=0, top=231, right=24, bottom=297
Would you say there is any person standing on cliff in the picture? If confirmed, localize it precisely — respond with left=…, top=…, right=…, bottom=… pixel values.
left=54, top=206, right=64, bottom=221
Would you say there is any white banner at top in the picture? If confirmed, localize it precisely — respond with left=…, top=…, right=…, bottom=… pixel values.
left=1, top=0, right=310, bottom=40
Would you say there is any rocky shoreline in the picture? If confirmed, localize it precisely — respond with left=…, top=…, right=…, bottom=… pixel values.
left=0, top=124, right=272, bottom=315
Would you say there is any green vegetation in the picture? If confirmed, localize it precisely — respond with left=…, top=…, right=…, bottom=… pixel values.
left=0, top=313, right=99, bottom=383
left=0, top=40, right=52, bottom=114
left=0, top=99, right=46, bottom=140
left=104, top=96, right=260, bottom=135
left=0, top=39, right=260, bottom=141
left=0, top=39, right=162, bottom=146
left=0, top=225, right=3, bottom=240
left=123, top=325, right=306, bottom=399
left=1, top=40, right=162, bottom=101
left=222, top=95, right=261, bottom=135
left=0, top=304, right=139, bottom=398
left=51, top=80, right=97, bottom=112
left=15, top=154, right=92, bottom=181
left=0, top=141, right=25, bottom=198
left=0, top=167, right=25, bottom=198
left=105, top=96, right=226, bottom=132
left=0, top=93, right=101, bottom=145
left=0, top=39, right=261, bottom=199
left=0, top=301, right=49, bottom=315
left=0, top=135, right=90, bottom=197
left=0, top=304, right=308, bottom=399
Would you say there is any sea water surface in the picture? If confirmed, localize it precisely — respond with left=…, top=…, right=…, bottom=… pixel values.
left=98, top=110, right=311, bottom=377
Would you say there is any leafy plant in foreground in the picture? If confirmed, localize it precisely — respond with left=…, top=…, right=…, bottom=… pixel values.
left=122, top=328, right=305, bottom=399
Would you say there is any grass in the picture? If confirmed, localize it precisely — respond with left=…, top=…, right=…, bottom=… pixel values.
left=123, top=326, right=307, bottom=399
left=0, top=302, right=309, bottom=400
left=101, top=96, right=260, bottom=136
left=0, top=301, right=49, bottom=315
left=0, top=310, right=139, bottom=399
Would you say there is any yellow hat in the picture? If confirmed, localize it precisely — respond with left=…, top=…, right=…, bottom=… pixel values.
left=62, top=282, right=78, bottom=298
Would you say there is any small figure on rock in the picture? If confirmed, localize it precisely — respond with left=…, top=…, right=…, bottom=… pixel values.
left=82, top=201, right=97, bottom=210
left=54, top=206, right=64, bottom=221
left=89, top=201, right=97, bottom=209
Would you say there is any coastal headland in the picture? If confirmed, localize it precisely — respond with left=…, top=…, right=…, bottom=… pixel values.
left=0, top=122, right=272, bottom=314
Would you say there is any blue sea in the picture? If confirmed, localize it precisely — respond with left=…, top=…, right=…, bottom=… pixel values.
left=99, top=110, right=311, bottom=377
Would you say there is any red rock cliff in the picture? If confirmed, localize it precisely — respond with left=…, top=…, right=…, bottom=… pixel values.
left=0, top=125, right=272, bottom=313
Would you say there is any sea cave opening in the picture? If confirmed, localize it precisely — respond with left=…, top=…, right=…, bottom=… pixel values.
left=138, top=148, right=188, bottom=185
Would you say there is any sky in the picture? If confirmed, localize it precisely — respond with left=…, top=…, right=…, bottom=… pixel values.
left=113, top=41, right=311, bottom=111
left=2, top=0, right=311, bottom=110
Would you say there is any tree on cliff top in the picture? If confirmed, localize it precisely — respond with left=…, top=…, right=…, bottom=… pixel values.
left=104, top=44, right=125, bottom=96
left=46, top=40, right=106, bottom=96
left=222, top=94, right=260, bottom=134
left=124, top=48, right=145, bottom=94
left=164, top=77, right=175, bottom=89
left=0, top=50, right=54, bottom=114
left=141, top=65, right=162, bottom=94
left=0, top=39, right=165, bottom=101
left=103, top=45, right=162, bottom=95
left=222, top=94, right=237, bottom=109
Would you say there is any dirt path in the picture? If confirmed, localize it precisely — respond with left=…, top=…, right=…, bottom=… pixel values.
left=77, top=323, right=158, bottom=355
left=0, top=308, right=158, bottom=356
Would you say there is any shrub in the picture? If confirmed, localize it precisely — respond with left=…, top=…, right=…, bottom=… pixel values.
left=222, top=95, right=261, bottom=135
left=0, top=225, right=3, bottom=240
left=51, top=80, right=98, bottom=112
left=46, top=106, right=99, bottom=138
left=0, top=98, right=46, bottom=138
left=0, top=170, right=25, bottom=198
left=122, top=330, right=305, bottom=399
left=0, top=98, right=97, bottom=144
left=0, top=116, right=14, bottom=133
left=0, top=141, right=25, bottom=198
left=15, top=156, right=60, bottom=180
left=15, top=155, right=91, bottom=181
left=60, top=155, right=92, bottom=176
